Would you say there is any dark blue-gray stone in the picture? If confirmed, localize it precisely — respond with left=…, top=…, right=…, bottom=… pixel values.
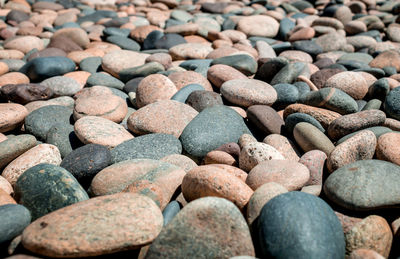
left=123, top=77, right=144, bottom=93
left=119, top=62, right=165, bottom=82
left=103, top=27, right=131, bottom=37
left=278, top=18, right=295, bottom=40
left=15, top=163, right=89, bottom=220
left=292, top=40, right=323, bottom=57
left=179, top=59, right=213, bottom=77
left=293, top=81, right=310, bottom=97
left=143, top=30, right=164, bottom=50
left=185, top=90, right=223, bottom=112
left=384, top=87, right=400, bottom=120
left=180, top=105, right=251, bottom=157
left=102, top=17, right=129, bottom=27
left=336, top=126, right=392, bottom=145
left=106, top=35, right=140, bottom=51
left=222, top=17, right=236, bottom=30
left=19, top=56, right=75, bottom=81
left=46, top=123, right=83, bottom=158
left=291, top=0, right=313, bottom=10
left=162, top=201, right=181, bottom=226
left=300, top=87, right=358, bottom=115
left=171, top=84, right=205, bottom=103
left=79, top=56, right=102, bottom=74
left=165, top=19, right=185, bottom=28
left=361, top=99, right=381, bottom=111
left=368, top=78, right=390, bottom=100
left=24, top=105, right=73, bottom=141
left=271, top=62, right=306, bottom=85
left=258, top=191, right=345, bottom=259
left=86, top=72, right=124, bottom=90
left=0, top=204, right=31, bottom=244
left=324, top=160, right=400, bottom=210
left=383, top=66, right=397, bottom=76
left=272, top=83, right=299, bottom=110
left=285, top=112, right=325, bottom=134
left=60, top=144, right=111, bottom=188
left=77, top=10, right=117, bottom=24
left=255, top=57, right=289, bottom=83
left=154, top=34, right=187, bottom=50
left=111, top=133, right=182, bottom=163
left=211, top=54, right=257, bottom=76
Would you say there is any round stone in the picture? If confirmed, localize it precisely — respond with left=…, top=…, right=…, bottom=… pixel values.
left=74, top=116, right=133, bottom=149
left=101, top=50, right=149, bottom=77
left=258, top=192, right=345, bottom=258
left=384, top=87, right=400, bottom=121
left=263, top=134, right=301, bottom=161
left=168, top=71, right=213, bottom=91
left=0, top=134, right=37, bottom=169
left=285, top=112, right=325, bottom=134
left=185, top=90, right=223, bottom=112
left=21, top=193, right=163, bottom=258
left=207, top=64, right=247, bottom=89
left=324, top=71, right=369, bottom=100
left=169, top=43, right=213, bottom=60
left=160, top=154, right=197, bottom=173
left=15, top=164, right=88, bottom=220
left=40, top=76, right=82, bottom=97
left=220, top=79, right=277, bottom=107
left=4, top=36, right=44, bottom=54
left=182, top=165, right=253, bottom=210
left=0, top=103, right=28, bottom=133
left=145, top=197, right=255, bottom=258
left=239, top=142, right=285, bottom=172
left=376, top=132, right=400, bottom=166
left=127, top=100, right=198, bottom=138
left=237, top=15, right=279, bottom=38
left=136, top=74, right=177, bottom=108
left=246, top=160, right=310, bottom=191
left=19, top=57, right=76, bottom=82
left=0, top=204, right=31, bottom=244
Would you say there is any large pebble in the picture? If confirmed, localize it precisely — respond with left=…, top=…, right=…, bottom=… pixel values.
left=247, top=106, right=285, bottom=135
left=0, top=83, right=53, bottom=104
left=0, top=134, right=37, bottom=169
left=294, top=122, right=335, bottom=155
left=324, top=71, right=368, bottom=100
left=263, top=134, right=300, bottom=161
left=22, top=193, right=163, bottom=258
left=0, top=204, right=31, bottom=244
left=136, top=74, right=177, bottom=108
left=376, top=132, right=400, bottom=165
left=101, top=50, right=149, bottom=77
left=239, top=142, right=285, bottom=172
left=146, top=197, right=255, bottom=258
left=0, top=103, right=28, bottom=133
left=15, top=164, right=88, bottom=220
left=40, top=76, right=82, bottom=97
left=19, top=57, right=76, bottom=82
left=237, top=15, right=279, bottom=38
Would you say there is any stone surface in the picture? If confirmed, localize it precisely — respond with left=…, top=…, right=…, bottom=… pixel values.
left=0, top=103, right=28, bottom=133
left=239, top=142, right=285, bottom=172
left=0, top=204, right=31, bottom=244
left=376, top=132, right=400, bottom=165
left=324, top=160, right=400, bottom=210
left=0, top=134, right=36, bottom=169
left=21, top=193, right=163, bottom=258
left=324, top=71, right=369, bottom=100
left=136, top=74, right=177, bottom=108
left=294, top=122, right=335, bottom=155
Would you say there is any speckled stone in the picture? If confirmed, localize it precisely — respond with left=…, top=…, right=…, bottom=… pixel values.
left=168, top=71, right=213, bottom=92
left=203, top=150, right=237, bottom=166
left=211, top=54, right=258, bottom=76
left=272, top=83, right=300, bottom=110
left=246, top=182, right=288, bottom=225
left=2, top=144, right=62, bottom=187
left=136, top=74, right=177, bottom=108
left=299, top=150, right=327, bottom=186
left=221, top=79, right=277, bottom=107
left=239, top=142, right=285, bottom=172
left=185, top=90, right=223, bottom=112
left=263, top=134, right=300, bottom=161
left=207, top=64, right=247, bottom=89
left=0, top=204, right=31, bottom=244
left=348, top=249, right=385, bottom=259
left=246, top=160, right=309, bottom=191
left=21, top=193, right=163, bottom=258
left=111, top=133, right=182, bottom=163
left=60, top=144, right=111, bottom=188
left=257, top=191, right=345, bottom=258
left=146, top=197, right=255, bottom=258
left=324, top=71, right=369, bottom=100
left=0, top=134, right=36, bottom=169
left=24, top=105, right=73, bottom=141
left=0, top=103, right=28, bottom=133
left=327, top=110, right=386, bottom=141
left=40, top=76, right=82, bottom=97
left=182, top=165, right=253, bottom=210
left=294, top=122, right=335, bottom=155
left=376, top=132, right=400, bottom=166
left=327, top=130, right=376, bottom=172
left=127, top=100, right=198, bottom=138
left=324, top=160, right=400, bottom=210
left=384, top=87, right=400, bottom=121
left=160, top=154, right=197, bottom=173
left=336, top=126, right=392, bottom=145
left=46, top=124, right=82, bottom=158
left=169, top=43, right=213, bottom=60
left=180, top=105, right=251, bottom=157
left=0, top=175, right=13, bottom=195
left=74, top=116, right=134, bottom=149
left=15, top=163, right=88, bottom=220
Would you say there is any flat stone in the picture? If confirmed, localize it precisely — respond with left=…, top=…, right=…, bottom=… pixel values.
left=207, top=64, right=247, bottom=89
left=376, top=132, right=400, bottom=166
left=324, top=160, right=400, bottom=210
left=211, top=54, right=258, bottom=76
left=221, top=79, right=277, bottom=107
left=15, top=164, right=88, bottom=220
left=237, top=15, right=279, bottom=38
left=324, top=71, right=369, bottom=100
left=0, top=103, right=28, bottom=133
left=263, top=134, right=300, bottom=161
left=294, top=122, right=335, bottom=155
left=119, top=62, right=165, bottom=82
left=2, top=144, right=62, bottom=187
left=101, top=50, right=149, bottom=77
left=4, top=36, right=44, bottom=54
left=111, top=133, right=182, bottom=163
left=21, top=193, right=163, bottom=258
left=369, top=50, right=400, bottom=72
left=185, top=91, right=223, bottom=112
left=40, top=76, right=82, bottom=97
left=180, top=105, right=251, bottom=157
left=0, top=83, right=53, bottom=105
left=136, top=74, right=177, bottom=108
left=146, top=197, right=255, bottom=258
left=169, top=43, right=213, bottom=60
left=127, top=100, right=198, bottom=138
left=19, top=57, right=76, bottom=82
left=52, top=27, right=90, bottom=49
left=0, top=134, right=36, bottom=169
left=86, top=72, right=125, bottom=90
left=285, top=112, right=325, bottom=134
left=258, top=191, right=345, bottom=258
left=0, top=204, right=31, bottom=244
left=74, top=116, right=133, bottom=149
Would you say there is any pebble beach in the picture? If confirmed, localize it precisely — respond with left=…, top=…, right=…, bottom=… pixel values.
left=0, top=0, right=400, bottom=258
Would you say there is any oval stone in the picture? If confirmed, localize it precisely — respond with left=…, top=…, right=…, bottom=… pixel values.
left=324, top=160, right=400, bottom=210
left=294, top=122, right=335, bottom=155
left=0, top=134, right=36, bottom=169
left=239, top=142, right=285, bottom=172
left=145, top=197, right=255, bottom=258
left=323, top=71, right=368, bottom=100
left=0, top=204, right=31, bottom=244
left=21, top=193, right=163, bottom=258
left=0, top=103, right=28, bottom=133
left=376, top=132, right=400, bottom=166
left=15, top=164, right=89, bottom=220
left=257, top=191, right=345, bottom=258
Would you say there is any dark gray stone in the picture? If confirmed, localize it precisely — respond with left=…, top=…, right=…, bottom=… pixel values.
left=60, top=144, right=111, bottom=188
left=179, top=59, right=213, bottom=77
left=111, top=133, right=182, bottom=163
left=15, top=164, right=89, bottom=220
left=171, top=84, right=205, bottom=103
left=19, top=56, right=76, bottom=82
left=0, top=204, right=31, bottom=244
left=368, top=78, right=390, bottom=101
left=180, top=105, right=251, bottom=157
left=185, top=90, right=223, bottom=112
left=211, top=55, right=257, bottom=76
left=46, top=124, right=83, bottom=158
left=24, top=105, right=73, bottom=141
left=361, top=99, right=381, bottom=111
left=119, top=62, right=165, bottom=82
left=271, top=62, right=306, bottom=85
left=123, top=77, right=144, bottom=93
left=143, top=30, right=165, bottom=50
left=272, top=83, right=299, bottom=110
left=103, top=27, right=131, bottom=37
left=106, top=35, right=140, bottom=51
left=324, top=160, right=400, bottom=210
left=255, top=57, right=289, bottom=83
left=293, top=40, right=323, bottom=57
left=154, top=33, right=187, bottom=50
left=86, top=72, right=124, bottom=90
left=0, top=134, right=36, bottom=169
left=258, top=191, right=345, bottom=259
left=279, top=18, right=296, bottom=40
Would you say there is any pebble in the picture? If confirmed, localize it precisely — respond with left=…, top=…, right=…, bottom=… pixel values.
left=294, top=122, right=335, bottom=155
left=0, top=134, right=37, bottom=169
left=135, top=74, right=177, bottom=108
left=185, top=90, right=223, bottom=112
left=263, top=134, right=300, bottom=161
left=160, top=154, right=197, bottom=173
left=1, top=83, right=53, bottom=105
left=21, top=193, right=163, bottom=258
left=257, top=192, right=345, bottom=258
left=207, top=64, right=247, bottom=88
left=324, top=160, right=400, bottom=210
left=0, top=204, right=31, bottom=244
left=299, top=150, right=327, bottom=186
left=146, top=197, right=255, bottom=258
left=0, top=103, right=28, bottom=133
left=376, top=132, right=400, bottom=166
left=169, top=43, right=213, bottom=60
left=2, top=144, right=62, bottom=187
left=237, top=15, right=279, bottom=38
left=40, top=76, right=82, bottom=97
left=74, top=116, right=133, bottom=149
left=239, top=142, right=285, bottom=172
left=168, top=71, right=213, bottom=91
left=324, top=71, right=369, bottom=100
left=15, top=163, right=89, bottom=220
